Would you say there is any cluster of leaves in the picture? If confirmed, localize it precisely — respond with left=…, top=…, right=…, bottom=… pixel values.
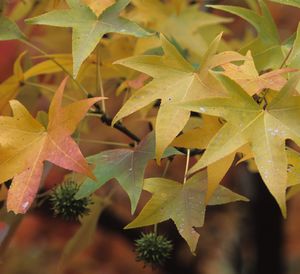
left=0, top=0, right=300, bottom=260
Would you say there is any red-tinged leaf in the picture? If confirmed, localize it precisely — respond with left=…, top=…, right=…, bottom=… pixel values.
left=0, top=78, right=104, bottom=214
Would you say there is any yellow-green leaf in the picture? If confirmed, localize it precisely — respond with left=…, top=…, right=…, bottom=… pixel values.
left=26, top=0, right=152, bottom=77
left=179, top=73, right=300, bottom=216
left=126, top=171, right=248, bottom=253
left=113, top=33, right=246, bottom=161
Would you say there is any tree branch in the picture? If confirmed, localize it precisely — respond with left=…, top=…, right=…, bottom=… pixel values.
left=89, top=96, right=205, bottom=156
left=89, top=98, right=141, bottom=143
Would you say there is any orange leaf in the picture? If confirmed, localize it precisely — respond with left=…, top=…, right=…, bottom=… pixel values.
left=221, top=51, right=296, bottom=95
left=0, top=78, right=104, bottom=214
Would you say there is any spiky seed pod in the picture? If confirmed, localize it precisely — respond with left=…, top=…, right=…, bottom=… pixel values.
left=134, top=232, right=173, bottom=268
left=50, top=180, right=92, bottom=221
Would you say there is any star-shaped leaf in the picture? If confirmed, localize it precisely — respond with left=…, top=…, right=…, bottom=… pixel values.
left=113, top=33, right=246, bottom=161
left=221, top=51, right=295, bottom=95
left=0, top=78, right=104, bottom=214
left=76, top=132, right=180, bottom=213
left=26, top=0, right=152, bottom=77
left=179, top=73, right=300, bottom=216
left=126, top=171, right=248, bottom=253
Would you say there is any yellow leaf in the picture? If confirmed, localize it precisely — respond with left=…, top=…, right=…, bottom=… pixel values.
left=179, top=73, right=300, bottom=216
left=0, top=51, right=26, bottom=114
left=126, top=172, right=247, bottom=253
left=113, top=33, right=246, bottom=162
left=24, top=54, right=73, bottom=80
left=172, top=115, right=222, bottom=149
left=206, top=144, right=251, bottom=202
left=83, top=0, right=116, bottom=17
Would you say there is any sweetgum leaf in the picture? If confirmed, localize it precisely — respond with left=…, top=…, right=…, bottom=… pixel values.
left=221, top=51, right=295, bottom=95
left=126, top=171, right=248, bottom=253
left=76, top=132, right=180, bottom=213
left=0, top=16, right=26, bottom=41
left=179, top=73, right=300, bottom=216
left=26, top=0, right=153, bottom=77
left=0, top=78, right=104, bottom=214
left=113, top=33, right=246, bottom=161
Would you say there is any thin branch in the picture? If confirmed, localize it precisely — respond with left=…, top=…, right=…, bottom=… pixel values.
left=90, top=102, right=141, bottom=142
left=280, top=46, right=293, bottom=68
left=183, top=149, right=190, bottom=184
left=162, top=159, right=171, bottom=177
left=101, top=113, right=141, bottom=143
left=96, top=46, right=106, bottom=112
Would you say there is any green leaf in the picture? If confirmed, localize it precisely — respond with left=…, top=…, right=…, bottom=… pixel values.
left=26, top=0, right=153, bottom=77
left=0, top=16, right=26, bottom=41
left=126, top=171, right=248, bottom=253
left=59, top=195, right=108, bottom=266
left=270, top=0, right=300, bottom=8
left=208, top=1, right=286, bottom=70
left=76, top=132, right=180, bottom=213
left=178, top=73, right=300, bottom=216
left=207, top=0, right=280, bottom=45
